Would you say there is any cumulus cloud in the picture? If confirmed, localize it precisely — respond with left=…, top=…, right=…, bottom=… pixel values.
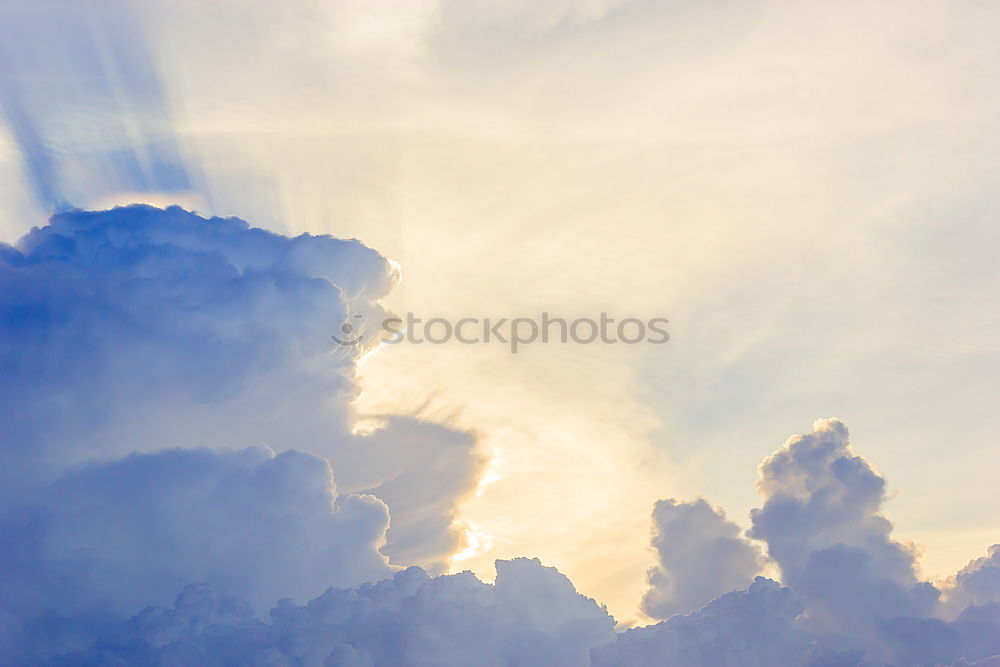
left=878, top=545, right=1000, bottom=667
left=641, top=498, right=764, bottom=620
left=3, top=447, right=392, bottom=613
left=2, top=205, right=998, bottom=666
left=748, top=418, right=939, bottom=648
left=947, top=658, right=1000, bottom=667
left=40, top=558, right=616, bottom=666
left=625, top=421, right=1000, bottom=667
left=350, top=416, right=486, bottom=573
left=0, top=205, right=486, bottom=661
left=0, top=447, right=394, bottom=663
left=595, top=577, right=811, bottom=667
left=880, top=602, right=1000, bottom=667
left=1, top=205, right=387, bottom=483
left=0, top=205, right=482, bottom=569
left=942, top=545, right=1000, bottom=617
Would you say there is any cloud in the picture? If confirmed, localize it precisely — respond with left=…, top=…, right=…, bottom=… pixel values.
left=41, top=558, right=616, bottom=666
left=748, top=418, right=939, bottom=648
left=942, top=545, right=1000, bottom=617
left=594, top=577, right=811, bottom=667
left=946, top=658, right=1000, bottom=667
left=624, top=421, right=1000, bottom=667
left=1, top=204, right=997, bottom=666
left=0, top=205, right=482, bottom=572
left=1, top=205, right=387, bottom=487
left=880, top=603, right=1000, bottom=667
left=641, top=498, right=764, bottom=620
left=357, top=416, right=487, bottom=572
left=879, top=546, right=1000, bottom=666
left=0, top=205, right=487, bottom=661
left=0, top=446, right=394, bottom=662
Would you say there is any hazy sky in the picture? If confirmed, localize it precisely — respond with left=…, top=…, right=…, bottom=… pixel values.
left=2, top=0, right=999, bottom=625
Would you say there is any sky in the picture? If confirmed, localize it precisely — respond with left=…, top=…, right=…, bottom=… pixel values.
left=1, top=1, right=999, bottom=665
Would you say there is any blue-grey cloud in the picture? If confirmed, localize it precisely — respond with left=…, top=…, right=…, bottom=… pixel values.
left=946, top=657, right=1000, bottom=667
left=0, top=206, right=480, bottom=567
left=641, top=498, right=764, bottom=620
left=0, top=205, right=485, bottom=662
left=0, top=204, right=388, bottom=489
left=943, top=545, right=1000, bottom=616
left=879, top=602, right=1000, bottom=667
left=596, top=577, right=811, bottom=667
left=0, top=446, right=392, bottom=662
left=2, top=206, right=999, bottom=666
left=39, top=558, right=616, bottom=667
left=619, top=420, right=1000, bottom=667
left=748, top=418, right=939, bottom=651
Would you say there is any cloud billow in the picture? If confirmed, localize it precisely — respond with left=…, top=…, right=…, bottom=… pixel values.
left=595, top=577, right=811, bottom=667
left=0, top=205, right=483, bottom=661
left=748, top=419, right=940, bottom=646
left=943, top=545, right=1000, bottom=616
left=43, top=558, right=617, bottom=667
left=641, top=498, right=764, bottom=621
left=2, top=207, right=999, bottom=665
left=625, top=419, right=1000, bottom=666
